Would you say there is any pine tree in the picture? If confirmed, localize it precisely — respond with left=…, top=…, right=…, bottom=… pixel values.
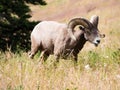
left=0, top=0, right=46, bottom=51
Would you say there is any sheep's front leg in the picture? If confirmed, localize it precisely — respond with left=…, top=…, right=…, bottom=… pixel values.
left=54, top=40, right=66, bottom=62
left=73, top=54, right=78, bottom=62
left=54, top=46, right=64, bottom=62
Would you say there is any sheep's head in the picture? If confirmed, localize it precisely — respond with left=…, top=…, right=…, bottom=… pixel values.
left=68, top=15, right=105, bottom=46
left=80, top=15, right=105, bottom=46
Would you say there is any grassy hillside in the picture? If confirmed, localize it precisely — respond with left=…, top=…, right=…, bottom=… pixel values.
left=0, top=47, right=120, bottom=90
left=0, top=0, right=120, bottom=90
left=30, top=0, right=120, bottom=50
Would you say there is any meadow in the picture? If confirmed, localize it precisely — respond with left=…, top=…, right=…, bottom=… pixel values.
left=0, top=45, right=120, bottom=90
left=0, top=0, right=120, bottom=90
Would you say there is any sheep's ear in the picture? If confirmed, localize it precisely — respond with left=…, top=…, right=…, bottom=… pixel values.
left=90, top=15, right=99, bottom=28
left=79, top=26, right=85, bottom=31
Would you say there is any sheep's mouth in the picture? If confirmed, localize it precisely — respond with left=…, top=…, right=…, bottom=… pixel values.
left=89, top=41, right=99, bottom=47
left=94, top=43, right=98, bottom=47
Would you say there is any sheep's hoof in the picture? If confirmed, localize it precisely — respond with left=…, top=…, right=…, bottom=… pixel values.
left=28, top=51, right=34, bottom=59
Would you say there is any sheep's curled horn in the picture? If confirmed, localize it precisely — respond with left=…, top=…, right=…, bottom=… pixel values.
left=67, top=18, right=93, bottom=40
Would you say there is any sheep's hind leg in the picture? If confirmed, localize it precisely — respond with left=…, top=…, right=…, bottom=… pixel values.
left=39, top=50, right=49, bottom=62
left=28, top=45, right=39, bottom=59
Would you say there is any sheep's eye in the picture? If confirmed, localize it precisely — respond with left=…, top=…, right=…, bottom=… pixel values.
left=85, top=30, right=91, bottom=35
left=79, top=26, right=85, bottom=31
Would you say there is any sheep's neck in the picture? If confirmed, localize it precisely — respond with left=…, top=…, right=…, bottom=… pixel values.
left=73, top=30, right=87, bottom=53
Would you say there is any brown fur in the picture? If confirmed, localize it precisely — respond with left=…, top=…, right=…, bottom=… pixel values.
left=29, top=15, right=105, bottom=62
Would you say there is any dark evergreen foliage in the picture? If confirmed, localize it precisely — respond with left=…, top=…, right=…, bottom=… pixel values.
left=0, top=0, right=46, bottom=51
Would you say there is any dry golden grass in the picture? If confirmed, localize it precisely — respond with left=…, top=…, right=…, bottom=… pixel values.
left=0, top=48, right=120, bottom=90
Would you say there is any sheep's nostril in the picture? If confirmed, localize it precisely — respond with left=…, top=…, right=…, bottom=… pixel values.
left=96, top=40, right=100, bottom=43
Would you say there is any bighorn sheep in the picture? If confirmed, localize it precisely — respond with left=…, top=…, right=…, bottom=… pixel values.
left=29, top=15, right=105, bottom=62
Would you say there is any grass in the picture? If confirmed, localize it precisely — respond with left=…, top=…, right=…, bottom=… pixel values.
left=0, top=0, right=120, bottom=90
left=0, top=45, right=120, bottom=90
